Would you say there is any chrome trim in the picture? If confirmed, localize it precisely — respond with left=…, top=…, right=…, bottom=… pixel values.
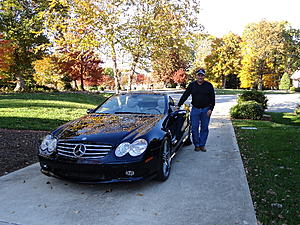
left=56, top=141, right=112, bottom=159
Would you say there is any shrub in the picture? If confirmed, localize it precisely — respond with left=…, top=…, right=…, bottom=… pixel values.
left=290, top=87, right=296, bottom=92
left=295, top=104, right=300, bottom=115
left=279, top=72, right=291, bottom=90
left=238, top=90, right=268, bottom=109
left=230, top=101, right=264, bottom=120
left=295, top=87, right=300, bottom=92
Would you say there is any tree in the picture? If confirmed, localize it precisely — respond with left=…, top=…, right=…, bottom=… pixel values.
left=150, top=1, right=196, bottom=86
left=172, top=68, right=188, bottom=87
left=0, top=0, right=49, bottom=91
left=0, top=35, right=14, bottom=73
left=191, top=34, right=215, bottom=71
left=32, top=56, right=64, bottom=90
left=135, top=74, right=146, bottom=85
left=57, top=50, right=104, bottom=90
left=240, top=20, right=287, bottom=90
left=282, top=27, right=300, bottom=74
left=279, top=72, right=291, bottom=90
left=205, top=32, right=242, bottom=88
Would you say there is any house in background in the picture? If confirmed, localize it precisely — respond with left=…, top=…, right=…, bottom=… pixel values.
left=291, top=71, right=300, bottom=88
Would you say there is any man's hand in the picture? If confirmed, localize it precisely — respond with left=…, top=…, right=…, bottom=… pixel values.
left=207, top=109, right=212, bottom=117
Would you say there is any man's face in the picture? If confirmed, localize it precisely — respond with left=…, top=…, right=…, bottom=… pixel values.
left=196, top=74, right=205, bottom=83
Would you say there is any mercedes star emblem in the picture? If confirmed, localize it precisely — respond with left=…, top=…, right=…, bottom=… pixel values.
left=73, top=144, right=86, bottom=157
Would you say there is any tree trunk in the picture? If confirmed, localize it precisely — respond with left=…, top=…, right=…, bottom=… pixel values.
left=258, top=73, right=263, bottom=90
left=111, top=45, right=121, bottom=94
left=14, top=73, right=26, bottom=92
left=79, top=59, right=85, bottom=91
left=129, top=63, right=137, bottom=91
left=222, top=75, right=226, bottom=89
left=74, top=80, right=78, bottom=90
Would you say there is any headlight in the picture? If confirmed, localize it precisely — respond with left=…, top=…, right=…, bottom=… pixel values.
left=115, top=139, right=148, bottom=157
left=39, top=135, right=57, bottom=155
left=129, top=139, right=148, bottom=156
left=115, top=142, right=131, bottom=157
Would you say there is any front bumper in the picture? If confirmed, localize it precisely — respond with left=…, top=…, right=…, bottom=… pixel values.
left=38, top=156, right=159, bottom=183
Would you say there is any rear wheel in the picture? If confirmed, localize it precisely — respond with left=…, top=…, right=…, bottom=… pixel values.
left=155, top=138, right=171, bottom=181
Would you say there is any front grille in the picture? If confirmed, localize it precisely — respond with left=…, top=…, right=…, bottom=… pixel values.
left=56, top=140, right=112, bottom=159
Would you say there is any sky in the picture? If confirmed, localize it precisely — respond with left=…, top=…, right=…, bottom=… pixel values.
left=198, top=0, right=300, bottom=37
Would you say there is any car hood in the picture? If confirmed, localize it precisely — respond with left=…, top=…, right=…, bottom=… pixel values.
left=55, top=113, right=164, bottom=144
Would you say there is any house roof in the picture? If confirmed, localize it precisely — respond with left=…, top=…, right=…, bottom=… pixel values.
left=291, top=71, right=300, bottom=79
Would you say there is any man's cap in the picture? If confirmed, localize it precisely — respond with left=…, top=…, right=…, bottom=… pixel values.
left=196, top=69, right=206, bottom=76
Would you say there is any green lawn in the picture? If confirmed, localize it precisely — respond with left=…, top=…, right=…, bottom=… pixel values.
left=232, top=113, right=300, bottom=225
left=0, top=92, right=111, bottom=130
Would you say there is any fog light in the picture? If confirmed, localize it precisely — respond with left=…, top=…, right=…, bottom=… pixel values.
left=41, top=162, right=48, bottom=169
left=125, top=170, right=135, bottom=176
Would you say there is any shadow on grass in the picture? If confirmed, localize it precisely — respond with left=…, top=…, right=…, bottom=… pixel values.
left=0, top=102, right=93, bottom=109
left=0, top=117, right=68, bottom=131
left=268, top=112, right=300, bottom=126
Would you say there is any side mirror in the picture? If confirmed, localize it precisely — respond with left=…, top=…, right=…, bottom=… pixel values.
left=86, top=108, right=95, bottom=114
left=169, top=101, right=175, bottom=106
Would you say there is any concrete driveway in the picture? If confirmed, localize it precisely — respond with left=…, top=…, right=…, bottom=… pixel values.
left=0, top=94, right=258, bottom=225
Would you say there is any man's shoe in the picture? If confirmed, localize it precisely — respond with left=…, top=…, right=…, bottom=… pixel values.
left=200, top=146, right=207, bottom=152
left=194, top=146, right=202, bottom=152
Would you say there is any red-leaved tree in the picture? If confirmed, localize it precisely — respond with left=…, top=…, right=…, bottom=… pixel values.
left=0, top=35, right=14, bottom=73
left=172, top=68, right=188, bottom=87
left=135, top=74, right=146, bottom=84
left=57, top=49, right=104, bottom=90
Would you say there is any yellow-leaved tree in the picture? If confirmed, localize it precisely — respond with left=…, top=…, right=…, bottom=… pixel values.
left=33, top=56, right=64, bottom=90
left=240, top=20, right=287, bottom=90
left=205, top=32, right=242, bottom=88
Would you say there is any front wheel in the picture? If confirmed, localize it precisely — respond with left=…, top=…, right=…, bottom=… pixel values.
left=155, top=138, right=171, bottom=181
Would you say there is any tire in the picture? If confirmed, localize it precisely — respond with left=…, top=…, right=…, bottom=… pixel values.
left=155, top=138, right=172, bottom=181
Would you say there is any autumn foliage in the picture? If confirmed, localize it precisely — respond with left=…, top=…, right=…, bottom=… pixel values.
left=0, top=36, right=14, bottom=73
left=172, top=68, right=188, bottom=87
left=57, top=50, right=104, bottom=90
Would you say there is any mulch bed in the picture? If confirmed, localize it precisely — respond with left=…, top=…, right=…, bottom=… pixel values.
left=0, top=129, right=48, bottom=176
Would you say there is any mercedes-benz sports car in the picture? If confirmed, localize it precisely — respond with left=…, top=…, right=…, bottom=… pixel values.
left=38, top=92, right=191, bottom=183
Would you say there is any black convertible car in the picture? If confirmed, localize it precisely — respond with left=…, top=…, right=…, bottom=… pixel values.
left=38, top=92, right=191, bottom=183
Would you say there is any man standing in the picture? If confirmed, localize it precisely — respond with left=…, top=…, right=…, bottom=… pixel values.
left=177, top=68, right=215, bottom=152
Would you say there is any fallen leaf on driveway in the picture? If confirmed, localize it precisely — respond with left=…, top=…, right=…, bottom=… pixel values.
left=73, top=210, right=80, bottom=214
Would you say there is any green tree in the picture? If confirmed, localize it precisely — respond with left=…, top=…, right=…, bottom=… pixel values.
left=0, top=0, right=49, bottom=91
left=150, top=1, right=197, bottom=86
left=282, top=27, right=300, bottom=74
left=279, top=72, right=291, bottom=90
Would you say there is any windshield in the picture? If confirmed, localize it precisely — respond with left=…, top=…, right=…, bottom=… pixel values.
left=95, top=94, right=166, bottom=115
